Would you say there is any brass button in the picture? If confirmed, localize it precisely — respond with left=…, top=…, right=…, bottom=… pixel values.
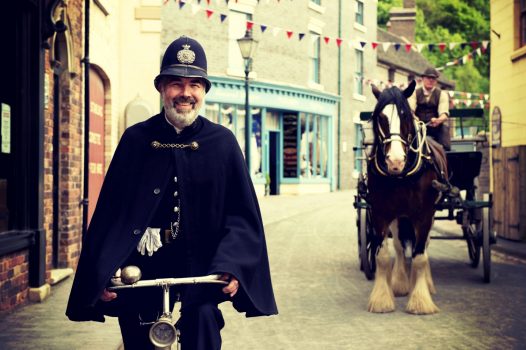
left=173, top=207, right=179, bottom=213
left=173, top=191, right=178, bottom=197
left=174, top=176, right=178, bottom=183
left=133, top=229, right=141, bottom=235
left=153, top=188, right=161, bottom=194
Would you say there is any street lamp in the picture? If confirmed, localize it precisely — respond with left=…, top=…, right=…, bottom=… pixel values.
left=237, top=30, right=258, bottom=172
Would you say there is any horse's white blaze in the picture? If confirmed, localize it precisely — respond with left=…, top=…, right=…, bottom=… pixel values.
left=383, top=104, right=406, bottom=174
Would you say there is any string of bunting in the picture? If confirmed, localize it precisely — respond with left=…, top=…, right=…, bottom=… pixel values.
left=437, top=47, right=488, bottom=71
left=166, top=0, right=490, bottom=54
left=163, top=0, right=291, bottom=5
left=357, top=76, right=490, bottom=109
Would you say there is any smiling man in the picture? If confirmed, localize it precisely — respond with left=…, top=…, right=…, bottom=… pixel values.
left=66, top=36, right=277, bottom=350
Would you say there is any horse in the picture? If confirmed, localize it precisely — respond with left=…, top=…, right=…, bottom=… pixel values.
left=365, top=80, right=446, bottom=315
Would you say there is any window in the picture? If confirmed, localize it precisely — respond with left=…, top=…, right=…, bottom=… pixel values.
left=521, top=0, right=526, bottom=47
left=355, top=0, right=364, bottom=25
left=354, top=49, right=364, bottom=95
left=283, top=113, right=298, bottom=178
left=309, top=32, right=320, bottom=83
left=252, top=108, right=262, bottom=177
left=310, top=0, right=321, bottom=5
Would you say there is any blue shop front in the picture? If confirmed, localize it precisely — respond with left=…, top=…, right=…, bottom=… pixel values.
left=205, top=77, right=339, bottom=196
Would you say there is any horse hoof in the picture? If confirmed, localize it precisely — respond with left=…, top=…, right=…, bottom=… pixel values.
left=368, top=301, right=396, bottom=313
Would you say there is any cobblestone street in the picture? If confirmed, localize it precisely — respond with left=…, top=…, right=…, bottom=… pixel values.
left=1, top=191, right=525, bottom=349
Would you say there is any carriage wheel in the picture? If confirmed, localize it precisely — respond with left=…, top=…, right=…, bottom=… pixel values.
left=463, top=208, right=481, bottom=268
left=356, top=206, right=363, bottom=270
left=482, top=193, right=492, bottom=283
left=359, top=209, right=376, bottom=280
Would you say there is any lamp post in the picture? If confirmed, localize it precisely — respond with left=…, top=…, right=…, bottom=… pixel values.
left=237, top=30, right=258, bottom=172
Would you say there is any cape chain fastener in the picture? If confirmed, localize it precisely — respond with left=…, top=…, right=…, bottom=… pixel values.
left=151, top=140, right=199, bottom=151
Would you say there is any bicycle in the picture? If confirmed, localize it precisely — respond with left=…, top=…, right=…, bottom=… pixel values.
left=108, top=265, right=228, bottom=350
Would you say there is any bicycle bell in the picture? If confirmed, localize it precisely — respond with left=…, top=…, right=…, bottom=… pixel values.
left=120, top=265, right=142, bottom=284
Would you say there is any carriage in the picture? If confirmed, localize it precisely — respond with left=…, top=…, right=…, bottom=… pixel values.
left=354, top=106, right=496, bottom=284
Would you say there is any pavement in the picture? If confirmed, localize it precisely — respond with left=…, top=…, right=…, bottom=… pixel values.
left=0, top=190, right=525, bottom=349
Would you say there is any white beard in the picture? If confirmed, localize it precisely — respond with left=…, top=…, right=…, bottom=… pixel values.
left=164, top=102, right=199, bottom=130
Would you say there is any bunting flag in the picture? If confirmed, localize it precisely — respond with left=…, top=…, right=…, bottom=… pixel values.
left=167, top=2, right=490, bottom=57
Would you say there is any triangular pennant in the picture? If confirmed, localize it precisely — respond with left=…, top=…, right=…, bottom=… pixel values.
left=460, top=42, right=467, bottom=50
left=336, top=38, right=342, bottom=47
left=260, top=25, right=267, bottom=33
left=449, top=42, right=457, bottom=50
left=482, top=40, right=489, bottom=50
left=382, top=42, right=391, bottom=51
left=484, top=94, right=489, bottom=100
left=415, top=43, right=425, bottom=53
left=405, top=43, right=412, bottom=52
left=371, top=42, right=378, bottom=50
left=360, top=41, right=366, bottom=48
left=476, top=48, right=482, bottom=56
left=324, top=37, right=330, bottom=44
left=286, top=31, right=293, bottom=39
left=179, top=1, right=186, bottom=9
left=467, top=93, right=472, bottom=99
left=246, top=21, right=254, bottom=30
left=448, top=91, right=455, bottom=98
left=220, top=14, right=227, bottom=22
left=427, top=43, right=435, bottom=52
left=438, top=43, right=446, bottom=52
left=298, top=33, right=305, bottom=41
left=394, top=43, right=401, bottom=51
left=206, top=9, right=214, bottom=18
left=470, top=41, right=479, bottom=49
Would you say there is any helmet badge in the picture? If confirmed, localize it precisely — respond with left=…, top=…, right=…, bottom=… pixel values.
left=176, top=44, right=196, bottom=64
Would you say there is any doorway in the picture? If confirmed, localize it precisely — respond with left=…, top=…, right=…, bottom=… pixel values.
left=268, top=131, right=280, bottom=195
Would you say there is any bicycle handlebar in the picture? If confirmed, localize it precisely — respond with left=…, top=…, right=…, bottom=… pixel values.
left=108, top=274, right=228, bottom=291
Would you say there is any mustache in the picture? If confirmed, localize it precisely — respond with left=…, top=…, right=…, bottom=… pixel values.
left=172, top=96, right=196, bottom=107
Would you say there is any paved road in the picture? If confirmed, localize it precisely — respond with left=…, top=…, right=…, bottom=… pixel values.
left=1, top=191, right=525, bottom=349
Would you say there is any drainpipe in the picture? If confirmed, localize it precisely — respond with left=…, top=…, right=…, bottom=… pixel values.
left=337, top=0, right=342, bottom=190
left=81, top=0, right=90, bottom=238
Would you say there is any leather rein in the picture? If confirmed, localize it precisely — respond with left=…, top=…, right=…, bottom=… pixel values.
left=371, top=116, right=431, bottom=178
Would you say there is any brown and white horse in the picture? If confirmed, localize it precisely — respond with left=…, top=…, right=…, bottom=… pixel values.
left=366, top=80, right=444, bottom=314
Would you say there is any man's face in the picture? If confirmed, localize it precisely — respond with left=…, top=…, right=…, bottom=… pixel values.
left=422, top=76, right=437, bottom=90
left=161, top=76, right=206, bottom=128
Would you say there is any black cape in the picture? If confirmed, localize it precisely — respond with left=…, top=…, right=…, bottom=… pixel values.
left=66, top=113, right=278, bottom=322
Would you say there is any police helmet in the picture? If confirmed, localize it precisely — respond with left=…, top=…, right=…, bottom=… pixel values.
left=154, top=36, right=211, bottom=93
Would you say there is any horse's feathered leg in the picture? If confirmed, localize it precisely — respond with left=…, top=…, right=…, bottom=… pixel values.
left=390, top=219, right=410, bottom=297
left=406, top=219, right=439, bottom=314
left=368, top=236, right=395, bottom=313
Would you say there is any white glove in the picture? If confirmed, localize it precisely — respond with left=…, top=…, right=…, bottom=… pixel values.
left=137, top=227, right=163, bottom=256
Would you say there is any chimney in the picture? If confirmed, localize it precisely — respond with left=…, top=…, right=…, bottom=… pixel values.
left=387, top=0, right=416, bottom=42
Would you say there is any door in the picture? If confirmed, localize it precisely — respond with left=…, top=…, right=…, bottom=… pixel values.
left=268, top=131, right=280, bottom=195
left=88, top=69, right=106, bottom=226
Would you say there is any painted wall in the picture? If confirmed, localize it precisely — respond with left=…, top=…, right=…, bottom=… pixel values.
left=490, top=0, right=526, bottom=147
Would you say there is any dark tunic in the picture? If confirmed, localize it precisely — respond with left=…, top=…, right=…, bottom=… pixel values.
left=66, top=113, right=278, bottom=322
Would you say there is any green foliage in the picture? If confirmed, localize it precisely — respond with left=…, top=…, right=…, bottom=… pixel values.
left=378, top=0, right=490, bottom=94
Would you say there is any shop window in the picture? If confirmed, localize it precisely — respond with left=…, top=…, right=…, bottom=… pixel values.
left=205, top=103, right=219, bottom=124
left=283, top=113, right=298, bottom=178
left=220, top=104, right=235, bottom=133
left=252, top=108, right=262, bottom=177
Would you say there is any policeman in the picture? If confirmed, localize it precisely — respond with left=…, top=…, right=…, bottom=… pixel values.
left=408, top=67, right=451, bottom=151
left=66, top=36, right=278, bottom=350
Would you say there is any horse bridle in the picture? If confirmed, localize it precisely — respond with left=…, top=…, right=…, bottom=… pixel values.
left=372, top=105, right=428, bottom=177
